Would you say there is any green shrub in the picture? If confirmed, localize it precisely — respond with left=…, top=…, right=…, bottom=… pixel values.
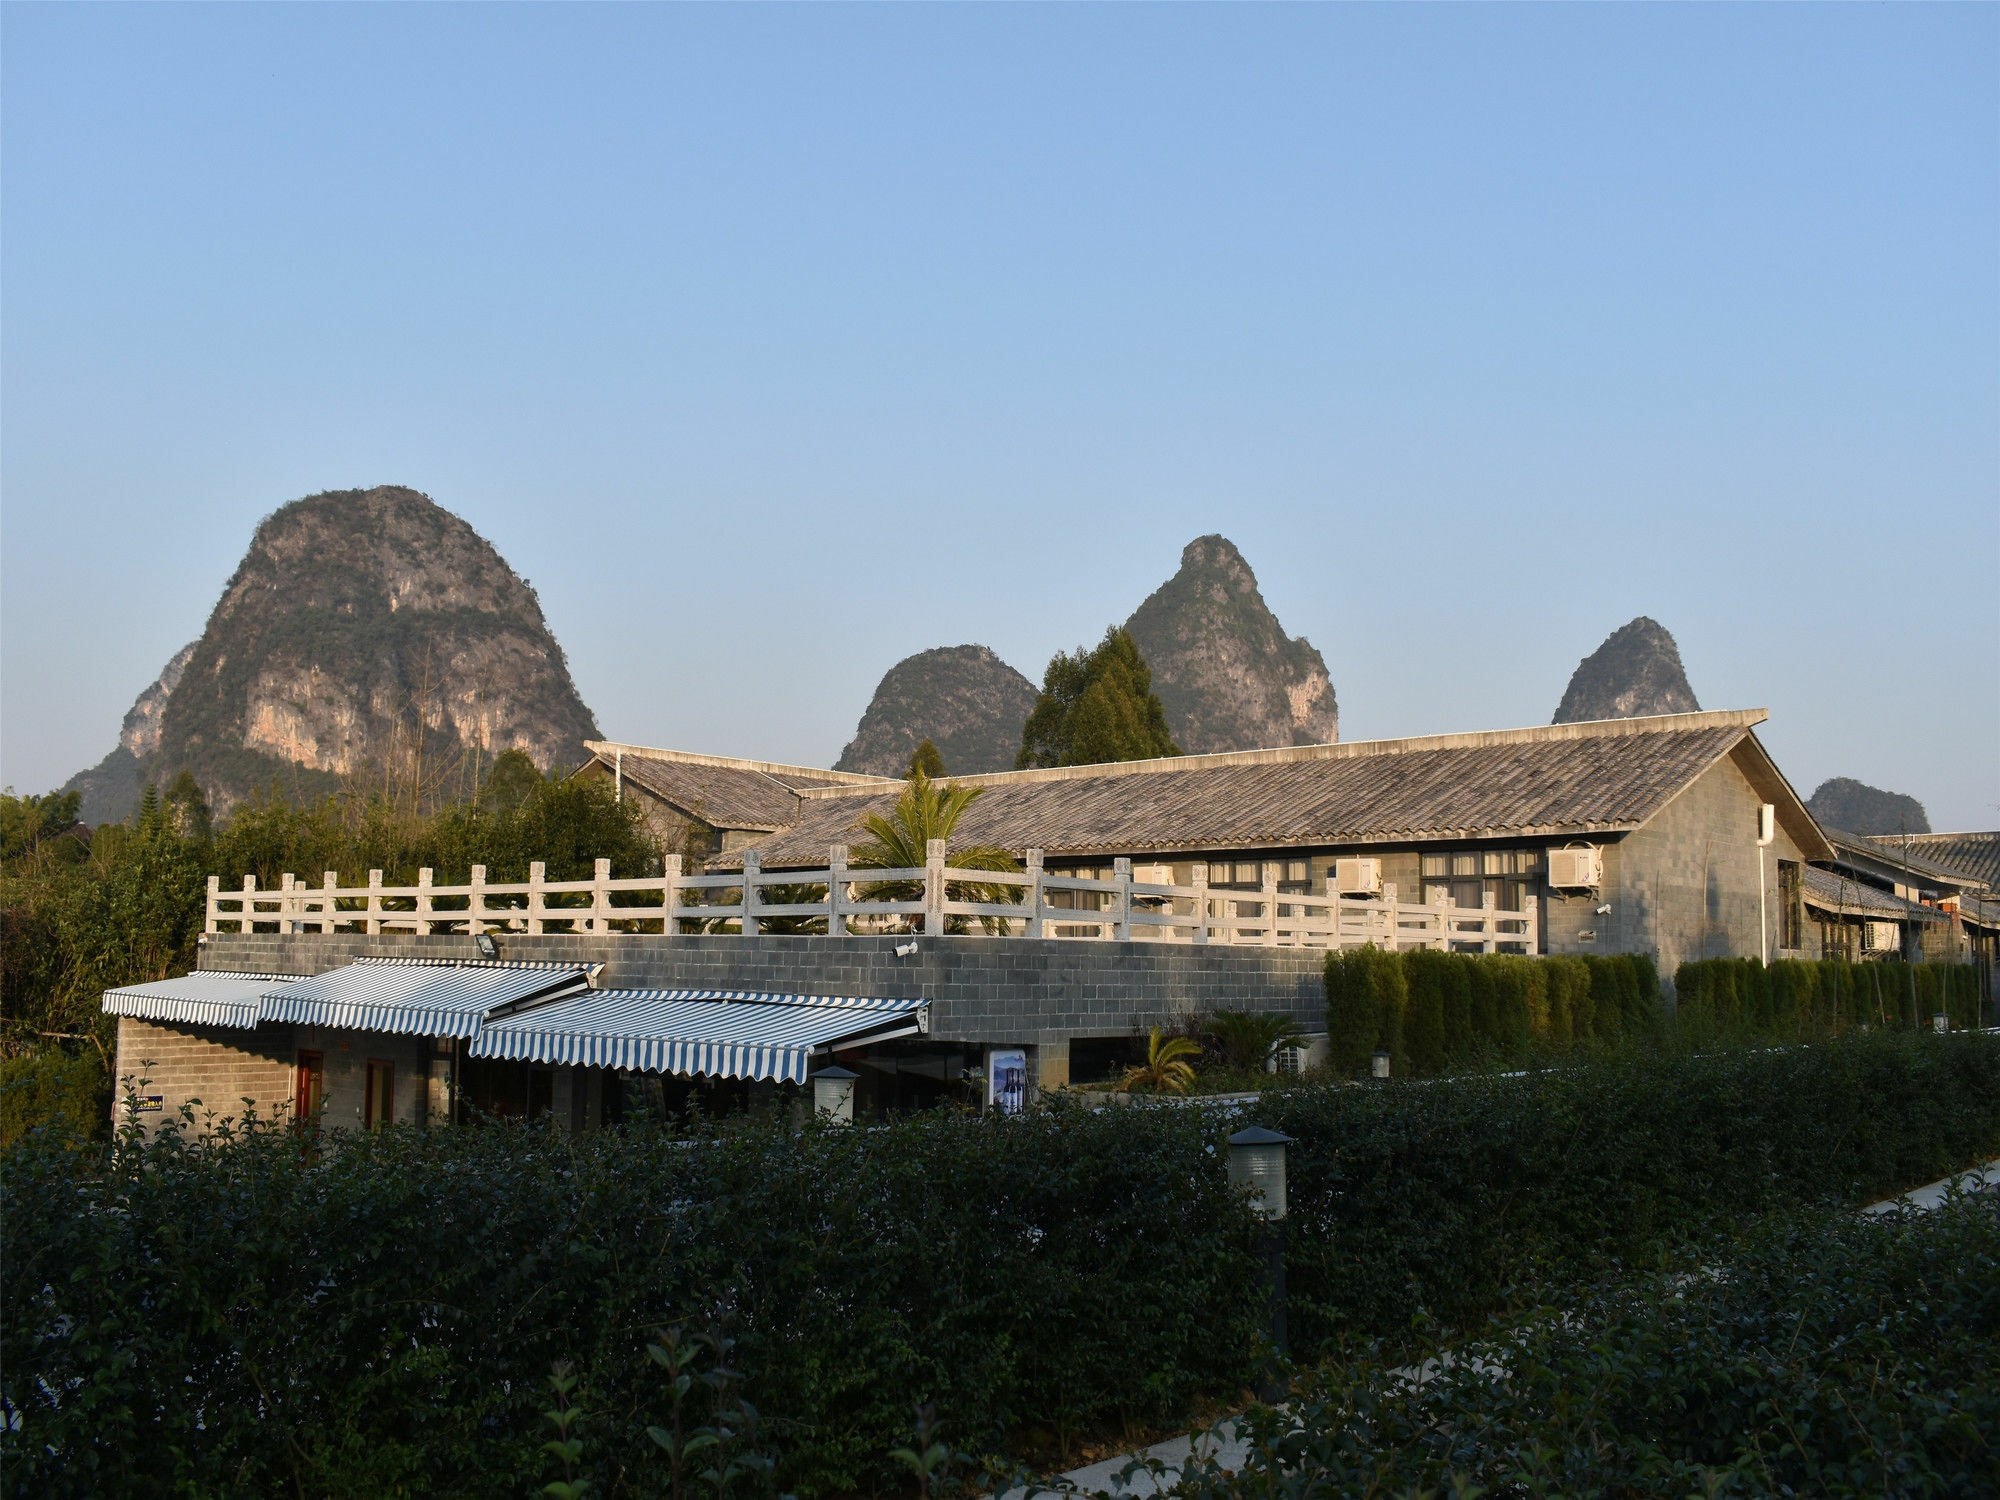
left=1675, top=956, right=1983, bottom=1040
left=1255, top=1030, right=2000, bottom=1351
left=0, top=1050, right=107, bottom=1146
left=1324, top=946, right=1407, bottom=1075
left=1164, top=1191, right=2000, bottom=1497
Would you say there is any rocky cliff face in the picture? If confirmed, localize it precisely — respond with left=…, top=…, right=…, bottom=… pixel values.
left=66, top=486, right=601, bottom=818
left=1805, top=778, right=1931, bottom=836
left=834, top=645, right=1039, bottom=777
left=1552, top=617, right=1701, bottom=724
left=64, top=642, right=199, bottom=824
left=1122, top=536, right=1338, bottom=754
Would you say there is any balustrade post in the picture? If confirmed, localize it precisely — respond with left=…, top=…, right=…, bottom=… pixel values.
left=827, top=845, right=848, bottom=936
left=241, top=874, right=257, bottom=934
left=323, top=871, right=338, bottom=934
left=1113, top=857, right=1133, bottom=942
left=1261, top=862, right=1279, bottom=947
left=1192, top=862, right=1209, bottom=945
left=925, top=839, right=947, bottom=936
left=367, top=870, right=384, bottom=935
left=740, top=852, right=760, bottom=937
left=1025, top=849, right=1045, bottom=939
left=417, top=868, right=434, bottom=935
left=1525, top=893, right=1539, bottom=954
left=662, top=854, right=683, bottom=936
left=470, top=865, right=489, bottom=936
left=206, top=875, right=220, bottom=935
left=1482, top=889, right=1498, bottom=954
left=527, top=861, right=546, bottom=934
left=592, top=858, right=611, bottom=935
left=280, top=873, right=297, bottom=935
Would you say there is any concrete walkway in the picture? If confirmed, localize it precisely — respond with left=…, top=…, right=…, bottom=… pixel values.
left=1004, top=1158, right=2000, bottom=1498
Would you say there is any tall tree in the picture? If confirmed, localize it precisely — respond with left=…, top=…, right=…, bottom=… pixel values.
left=905, top=738, right=946, bottom=781
left=1016, top=628, right=1180, bottom=769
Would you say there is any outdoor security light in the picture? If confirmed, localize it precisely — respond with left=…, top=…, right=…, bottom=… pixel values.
left=475, top=932, right=499, bottom=959
left=1227, top=1125, right=1292, bottom=1220
left=1371, top=1049, right=1392, bottom=1080
left=813, top=1065, right=858, bottom=1124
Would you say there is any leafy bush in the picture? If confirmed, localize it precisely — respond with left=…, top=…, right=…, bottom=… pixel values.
left=0, top=1050, right=108, bottom=1146
left=1253, top=1030, right=2000, bottom=1352
left=2, top=1094, right=1262, bottom=1498
left=1324, top=948, right=1661, bottom=1075
left=6, top=1033, right=1995, bottom=1497
left=1157, top=1192, right=2000, bottom=1497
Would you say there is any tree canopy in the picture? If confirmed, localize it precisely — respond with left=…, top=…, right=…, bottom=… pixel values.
left=905, top=739, right=946, bottom=781
left=1016, top=628, right=1180, bottom=770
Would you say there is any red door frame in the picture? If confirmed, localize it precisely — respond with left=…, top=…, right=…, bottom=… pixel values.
left=294, top=1050, right=324, bottom=1126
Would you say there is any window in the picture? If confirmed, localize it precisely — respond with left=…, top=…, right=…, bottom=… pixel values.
left=1483, top=851, right=1506, bottom=877
left=294, top=1051, right=324, bottom=1127
left=1451, top=854, right=1478, bottom=878
left=1778, top=861, right=1802, bottom=949
left=364, top=1059, right=394, bottom=1129
left=1285, top=860, right=1307, bottom=884
left=1421, top=853, right=1448, bottom=879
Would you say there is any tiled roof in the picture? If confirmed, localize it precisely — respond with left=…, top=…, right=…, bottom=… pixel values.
left=719, top=711, right=1782, bottom=866
left=586, top=744, right=898, bottom=832
left=1823, top=829, right=1986, bottom=893
left=1800, top=865, right=1944, bottom=924
left=1866, top=831, right=2000, bottom=893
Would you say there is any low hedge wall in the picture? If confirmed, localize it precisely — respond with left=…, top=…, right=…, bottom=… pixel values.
left=5, top=1032, right=1997, bottom=1497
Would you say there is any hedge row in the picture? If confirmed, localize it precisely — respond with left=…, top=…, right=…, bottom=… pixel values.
left=1675, top=956, right=1987, bottom=1041
left=1162, top=1192, right=2000, bottom=1496
left=6, top=1032, right=1997, bottom=1498
left=1257, top=1029, right=2000, bottom=1351
left=1323, top=948, right=1663, bottom=1076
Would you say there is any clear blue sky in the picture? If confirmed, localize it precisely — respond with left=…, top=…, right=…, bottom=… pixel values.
left=4, top=5, right=1995, bottom=828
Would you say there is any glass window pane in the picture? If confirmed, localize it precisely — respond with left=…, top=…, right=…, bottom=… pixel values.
left=1421, top=854, right=1447, bottom=878
left=1451, top=854, right=1477, bottom=878
left=1483, top=851, right=1505, bottom=876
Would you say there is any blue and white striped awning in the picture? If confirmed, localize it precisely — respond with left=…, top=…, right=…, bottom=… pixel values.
left=469, top=989, right=927, bottom=1083
left=259, top=958, right=592, bottom=1038
left=102, top=972, right=299, bottom=1029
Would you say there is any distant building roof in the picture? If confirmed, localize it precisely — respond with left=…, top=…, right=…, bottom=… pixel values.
left=580, top=742, right=897, bottom=833
left=1801, top=865, right=1944, bottom=924
left=1866, top=831, right=2000, bottom=893
left=702, top=709, right=1829, bottom=867
left=1822, top=828, right=1988, bottom=895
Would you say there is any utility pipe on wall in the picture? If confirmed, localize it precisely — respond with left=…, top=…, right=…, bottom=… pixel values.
left=1756, top=802, right=1776, bottom=964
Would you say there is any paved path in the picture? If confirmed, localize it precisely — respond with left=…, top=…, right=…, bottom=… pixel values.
left=1004, top=1157, right=2000, bottom=1498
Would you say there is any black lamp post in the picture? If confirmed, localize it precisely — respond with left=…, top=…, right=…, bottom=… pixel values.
left=1228, top=1125, right=1292, bottom=1400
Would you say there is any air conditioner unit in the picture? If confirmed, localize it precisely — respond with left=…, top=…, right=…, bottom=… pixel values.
left=1333, top=857, right=1382, bottom=896
left=1863, top=921, right=1900, bottom=953
left=1545, top=847, right=1603, bottom=890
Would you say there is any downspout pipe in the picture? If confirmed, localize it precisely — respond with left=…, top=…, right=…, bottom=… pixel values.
left=1756, top=803, right=1776, bottom=964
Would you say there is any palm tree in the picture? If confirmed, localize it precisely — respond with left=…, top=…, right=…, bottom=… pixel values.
left=1119, top=1028, right=1202, bottom=1095
left=1204, top=1010, right=1307, bottom=1073
left=849, top=769, right=1022, bottom=933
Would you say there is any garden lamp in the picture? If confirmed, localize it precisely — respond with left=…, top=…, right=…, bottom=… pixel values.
left=1372, top=1049, right=1392, bottom=1079
left=812, top=1065, right=857, bottom=1124
left=1227, top=1125, right=1292, bottom=1221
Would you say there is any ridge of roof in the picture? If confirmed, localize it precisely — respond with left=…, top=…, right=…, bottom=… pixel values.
left=787, top=708, right=1771, bottom=800
left=583, top=741, right=900, bottom=789
left=1833, top=829, right=1993, bottom=892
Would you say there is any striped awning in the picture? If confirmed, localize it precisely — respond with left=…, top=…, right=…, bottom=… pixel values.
left=469, top=989, right=928, bottom=1083
left=102, top=972, right=298, bottom=1029
left=260, top=958, right=592, bottom=1038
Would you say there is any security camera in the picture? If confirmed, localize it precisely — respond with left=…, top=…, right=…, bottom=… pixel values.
left=894, top=941, right=918, bottom=958
left=1595, top=904, right=1612, bottom=915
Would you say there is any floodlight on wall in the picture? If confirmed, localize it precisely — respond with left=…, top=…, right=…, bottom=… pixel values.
left=475, top=933, right=499, bottom=959
left=1372, top=1049, right=1392, bottom=1080
left=894, top=941, right=919, bottom=958
left=1227, top=1126, right=1292, bottom=1221
left=813, top=1065, right=858, bottom=1124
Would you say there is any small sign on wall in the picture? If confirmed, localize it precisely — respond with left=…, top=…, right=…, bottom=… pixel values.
left=137, top=1095, right=164, bottom=1113
left=987, top=1049, right=1028, bottom=1115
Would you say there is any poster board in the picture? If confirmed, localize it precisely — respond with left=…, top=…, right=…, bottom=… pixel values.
left=987, top=1048, right=1027, bottom=1115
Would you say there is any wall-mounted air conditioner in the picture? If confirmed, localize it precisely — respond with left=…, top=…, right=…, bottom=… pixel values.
left=1863, top=921, right=1900, bottom=953
left=1333, top=857, right=1382, bottom=897
left=1545, top=846, right=1603, bottom=890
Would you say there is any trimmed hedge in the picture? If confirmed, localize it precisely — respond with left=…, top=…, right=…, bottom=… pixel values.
left=1257, top=1029, right=2000, bottom=1353
left=5, top=1032, right=1997, bottom=1496
left=1163, top=1192, right=2000, bottom=1496
left=1676, top=955, right=1986, bottom=1041
left=1325, top=948, right=1662, bottom=1075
